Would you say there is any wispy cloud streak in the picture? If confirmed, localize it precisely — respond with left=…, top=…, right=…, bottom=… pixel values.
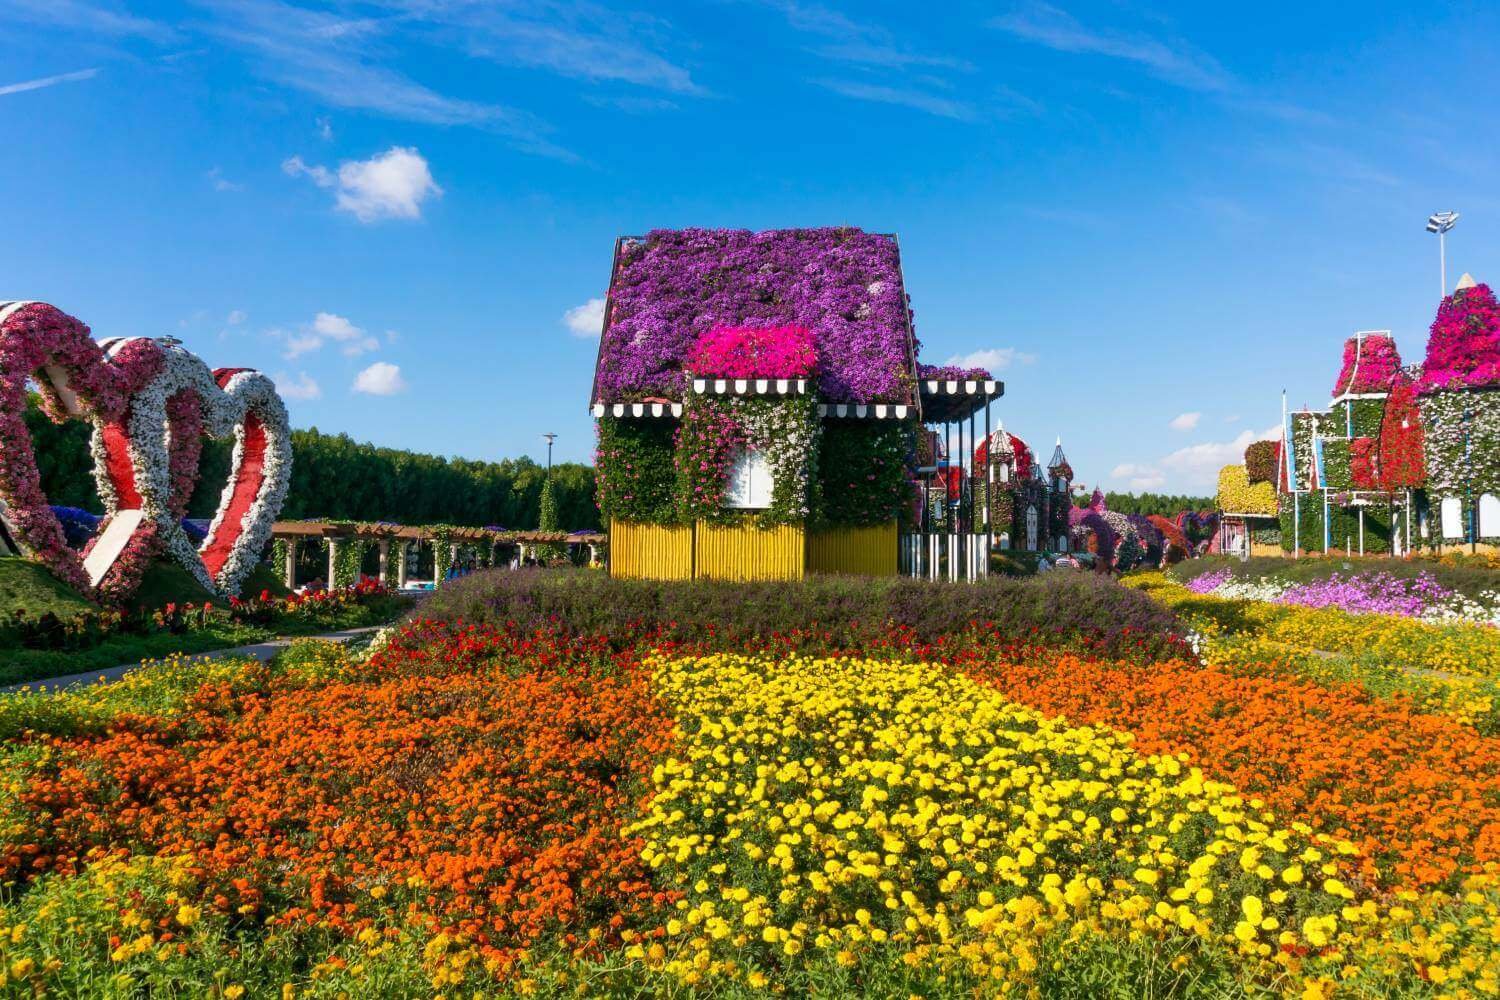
left=992, top=2, right=1231, bottom=92
left=0, top=68, right=100, bottom=97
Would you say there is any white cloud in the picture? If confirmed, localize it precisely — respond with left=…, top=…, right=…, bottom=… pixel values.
left=282, top=333, right=322, bottom=358
left=1109, top=423, right=1281, bottom=493
left=316, top=115, right=333, bottom=140
left=1110, top=462, right=1167, bottom=491
left=1168, top=411, right=1201, bottom=431
left=284, top=147, right=442, bottom=222
left=814, top=79, right=972, bottom=120
left=353, top=361, right=407, bottom=395
left=282, top=154, right=333, bottom=188
left=563, top=297, right=606, bottom=338
left=226, top=309, right=247, bottom=325
left=274, top=311, right=387, bottom=358
left=945, top=347, right=1038, bottom=372
left=313, top=311, right=362, bottom=341
left=0, top=67, right=100, bottom=98
left=207, top=166, right=242, bottom=192
left=273, top=371, right=321, bottom=400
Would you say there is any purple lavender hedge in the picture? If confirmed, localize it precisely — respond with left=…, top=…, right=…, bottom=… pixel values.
left=594, top=227, right=914, bottom=404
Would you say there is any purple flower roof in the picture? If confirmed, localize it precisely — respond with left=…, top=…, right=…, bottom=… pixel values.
left=591, top=227, right=916, bottom=404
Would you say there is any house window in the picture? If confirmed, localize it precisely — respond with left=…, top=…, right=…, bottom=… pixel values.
left=724, top=447, right=774, bottom=509
left=1440, top=496, right=1464, bottom=540
left=1480, top=494, right=1500, bottom=538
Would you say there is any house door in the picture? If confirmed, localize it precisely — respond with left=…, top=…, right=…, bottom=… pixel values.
left=1025, top=505, right=1038, bottom=550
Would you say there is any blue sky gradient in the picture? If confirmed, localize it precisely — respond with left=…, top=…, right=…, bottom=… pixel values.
left=3, top=0, right=1496, bottom=492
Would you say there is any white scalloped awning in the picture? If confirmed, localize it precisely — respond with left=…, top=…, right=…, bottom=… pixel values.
left=817, top=403, right=912, bottom=420
left=690, top=378, right=808, bottom=396
left=590, top=402, right=685, bottom=418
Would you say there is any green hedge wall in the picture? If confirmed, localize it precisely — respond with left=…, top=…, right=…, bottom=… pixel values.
left=25, top=396, right=599, bottom=530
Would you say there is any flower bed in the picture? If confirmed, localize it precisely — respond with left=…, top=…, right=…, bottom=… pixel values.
left=1130, top=571, right=1500, bottom=732
left=0, top=625, right=1495, bottom=996
left=1177, top=562, right=1500, bottom=626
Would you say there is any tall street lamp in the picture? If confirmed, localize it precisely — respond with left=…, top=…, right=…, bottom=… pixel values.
left=543, top=432, right=557, bottom=478
left=1426, top=211, right=1459, bottom=297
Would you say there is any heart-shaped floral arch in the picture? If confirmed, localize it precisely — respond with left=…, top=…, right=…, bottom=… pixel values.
left=0, top=302, right=292, bottom=601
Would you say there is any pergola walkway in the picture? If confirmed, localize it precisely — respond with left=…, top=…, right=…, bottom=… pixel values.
left=271, top=521, right=606, bottom=589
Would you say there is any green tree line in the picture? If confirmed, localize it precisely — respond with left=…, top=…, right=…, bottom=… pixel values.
left=1072, top=491, right=1214, bottom=516
left=24, top=398, right=599, bottom=530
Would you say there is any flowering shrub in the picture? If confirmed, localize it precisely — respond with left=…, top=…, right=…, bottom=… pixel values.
left=595, top=228, right=913, bottom=404
left=1243, top=440, right=1278, bottom=485
left=1418, top=282, right=1500, bottom=392
left=1332, top=332, right=1402, bottom=395
left=685, top=325, right=816, bottom=379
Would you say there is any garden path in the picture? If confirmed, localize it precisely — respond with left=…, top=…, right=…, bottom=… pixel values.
left=0, top=625, right=384, bottom=695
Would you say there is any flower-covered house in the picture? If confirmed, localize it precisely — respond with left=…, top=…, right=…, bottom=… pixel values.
left=588, top=227, right=1008, bottom=580
left=1274, top=275, right=1500, bottom=554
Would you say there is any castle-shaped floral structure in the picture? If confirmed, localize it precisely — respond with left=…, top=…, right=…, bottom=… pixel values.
left=1271, top=275, right=1500, bottom=554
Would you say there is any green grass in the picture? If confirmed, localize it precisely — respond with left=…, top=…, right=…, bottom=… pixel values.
left=0, top=593, right=410, bottom=688
left=0, top=557, right=96, bottom=619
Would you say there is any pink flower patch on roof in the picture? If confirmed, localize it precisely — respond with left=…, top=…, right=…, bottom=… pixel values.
left=686, top=325, right=816, bottom=380
left=1332, top=333, right=1401, bottom=396
left=1418, top=282, right=1500, bottom=392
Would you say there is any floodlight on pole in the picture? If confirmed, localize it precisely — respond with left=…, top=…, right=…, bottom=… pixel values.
left=1426, top=211, right=1459, bottom=297
left=542, top=432, right=557, bottom=476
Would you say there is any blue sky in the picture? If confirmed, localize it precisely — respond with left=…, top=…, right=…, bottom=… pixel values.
left=3, top=0, right=1497, bottom=494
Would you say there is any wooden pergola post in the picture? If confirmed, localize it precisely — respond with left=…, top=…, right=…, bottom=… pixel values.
left=377, top=539, right=391, bottom=585
left=395, top=542, right=409, bottom=589
left=283, top=538, right=298, bottom=590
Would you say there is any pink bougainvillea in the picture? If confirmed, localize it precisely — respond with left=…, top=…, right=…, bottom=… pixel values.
left=686, top=325, right=817, bottom=379
left=1331, top=333, right=1402, bottom=395
left=1417, top=282, right=1500, bottom=392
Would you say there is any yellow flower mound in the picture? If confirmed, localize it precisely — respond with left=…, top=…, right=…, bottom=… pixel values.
left=1217, top=464, right=1278, bottom=517
left=623, top=653, right=1500, bottom=993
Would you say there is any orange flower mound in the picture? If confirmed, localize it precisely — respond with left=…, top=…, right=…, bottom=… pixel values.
left=963, top=653, right=1500, bottom=890
left=5, top=624, right=677, bottom=968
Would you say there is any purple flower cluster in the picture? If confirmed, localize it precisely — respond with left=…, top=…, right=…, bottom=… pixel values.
left=917, top=362, right=992, bottom=381
left=1185, top=568, right=1233, bottom=593
left=1275, top=572, right=1455, bottom=618
left=594, top=228, right=913, bottom=404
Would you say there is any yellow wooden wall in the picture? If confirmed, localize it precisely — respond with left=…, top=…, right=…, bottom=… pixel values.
left=807, top=522, right=898, bottom=576
left=608, top=520, right=693, bottom=580
left=694, top=521, right=805, bottom=581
